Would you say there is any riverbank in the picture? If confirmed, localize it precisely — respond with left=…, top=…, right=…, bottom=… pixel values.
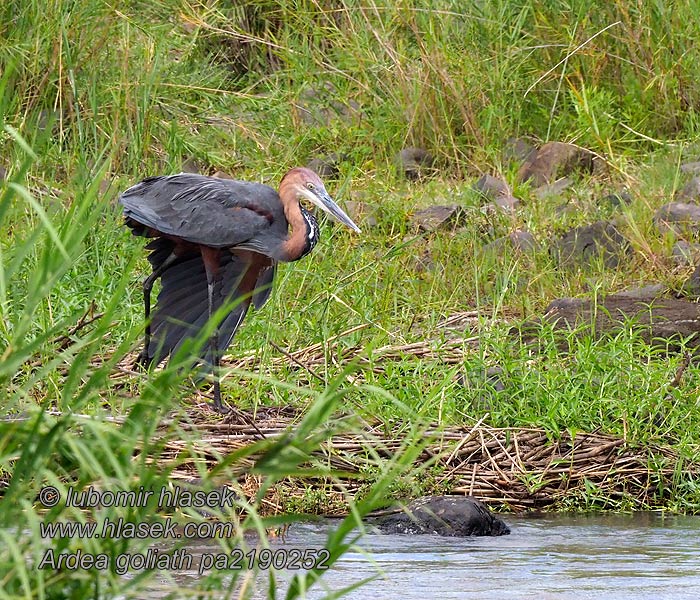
left=3, top=2, right=700, bottom=597
left=160, top=408, right=697, bottom=515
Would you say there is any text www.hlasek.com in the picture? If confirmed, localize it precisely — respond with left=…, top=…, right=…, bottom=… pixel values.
left=37, top=485, right=331, bottom=575
left=41, top=516, right=232, bottom=540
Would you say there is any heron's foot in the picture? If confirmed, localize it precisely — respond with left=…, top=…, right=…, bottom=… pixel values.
left=134, top=349, right=151, bottom=370
left=212, top=399, right=231, bottom=414
left=211, top=382, right=230, bottom=414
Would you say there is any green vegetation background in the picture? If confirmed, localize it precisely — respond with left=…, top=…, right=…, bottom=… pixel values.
left=2, top=1, right=700, bottom=597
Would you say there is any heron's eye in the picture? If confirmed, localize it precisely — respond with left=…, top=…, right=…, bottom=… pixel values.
left=306, top=182, right=315, bottom=191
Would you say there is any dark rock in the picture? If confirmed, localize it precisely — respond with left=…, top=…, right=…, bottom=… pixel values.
left=181, top=156, right=201, bottom=174
left=509, top=230, right=538, bottom=252
left=552, top=221, right=633, bottom=268
left=474, top=174, right=520, bottom=211
left=654, top=202, right=700, bottom=236
left=615, top=284, right=668, bottom=300
left=0, top=164, right=6, bottom=181
left=681, top=162, right=700, bottom=175
left=536, top=293, right=700, bottom=349
left=411, top=205, right=465, bottom=232
left=306, top=154, right=343, bottom=179
left=474, top=174, right=511, bottom=199
left=370, top=496, right=510, bottom=537
left=397, top=147, right=436, bottom=180
left=504, top=136, right=538, bottom=165
left=677, top=176, right=700, bottom=202
left=484, top=230, right=538, bottom=254
left=601, top=190, right=632, bottom=208
left=481, top=199, right=520, bottom=215
left=494, top=195, right=521, bottom=211
left=295, top=83, right=360, bottom=126
left=485, top=366, right=506, bottom=391
left=212, top=170, right=234, bottom=180
left=672, top=240, right=700, bottom=266
left=344, top=200, right=378, bottom=228
left=518, top=141, right=595, bottom=186
left=533, top=177, right=574, bottom=199
left=412, top=247, right=435, bottom=272
left=683, top=265, right=700, bottom=298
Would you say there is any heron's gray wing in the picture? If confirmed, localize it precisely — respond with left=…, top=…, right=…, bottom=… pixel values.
left=120, top=174, right=287, bottom=249
left=252, top=263, right=276, bottom=309
left=148, top=251, right=251, bottom=365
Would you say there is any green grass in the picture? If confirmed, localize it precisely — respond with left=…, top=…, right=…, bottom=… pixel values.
left=2, top=0, right=700, bottom=597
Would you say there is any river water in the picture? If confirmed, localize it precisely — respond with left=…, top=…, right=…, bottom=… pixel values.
left=147, top=512, right=700, bottom=599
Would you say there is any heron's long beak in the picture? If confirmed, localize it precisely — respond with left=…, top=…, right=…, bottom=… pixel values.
left=315, top=191, right=361, bottom=233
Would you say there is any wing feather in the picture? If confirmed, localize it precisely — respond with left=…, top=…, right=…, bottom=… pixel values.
left=147, top=248, right=274, bottom=366
left=120, top=174, right=288, bottom=250
left=252, top=264, right=277, bottom=309
left=148, top=252, right=242, bottom=363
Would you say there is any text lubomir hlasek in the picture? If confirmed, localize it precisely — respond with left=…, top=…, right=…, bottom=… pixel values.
left=63, top=485, right=237, bottom=509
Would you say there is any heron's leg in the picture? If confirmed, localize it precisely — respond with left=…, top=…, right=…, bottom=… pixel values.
left=206, top=279, right=226, bottom=413
left=137, top=252, right=180, bottom=366
left=202, top=247, right=229, bottom=414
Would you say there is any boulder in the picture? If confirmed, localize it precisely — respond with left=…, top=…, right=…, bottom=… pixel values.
left=503, top=136, right=538, bottom=165
left=654, top=202, right=700, bottom=236
left=484, top=230, right=538, bottom=254
left=672, top=240, right=700, bottom=266
left=461, top=365, right=506, bottom=393
left=683, top=265, right=700, bottom=298
left=600, top=190, right=632, bottom=209
left=680, top=162, right=700, bottom=175
left=307, top=154, right=344, bottom=179
left=370, top=496, right=510, bottom=537
left=528, top=292, right=700, bottom=349
left=614, top=284, right=667, bottom=299
left=410, top=205, right=466, bottom=232
left=533, top=177, right=574, bottom=199
left=474, top=174, right=511, bottom=198
left=551, top=221, right=633, bottom=268
left=473, top=174, right=521, bottom=211
left=518, top=141, right=596, bottom=186
left=396, top=147, right=437, bottom=180
left=677, top=176, right=700, bottom=202
left=493, top=195, right=521, bottom=212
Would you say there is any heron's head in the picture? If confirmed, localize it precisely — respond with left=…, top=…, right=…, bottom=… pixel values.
left=281, top=167, right=361, bottom=233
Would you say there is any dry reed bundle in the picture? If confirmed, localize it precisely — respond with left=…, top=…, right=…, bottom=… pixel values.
left=222, top=323, right=480, bottom=376
left=161, top=415, right=690, bottom=514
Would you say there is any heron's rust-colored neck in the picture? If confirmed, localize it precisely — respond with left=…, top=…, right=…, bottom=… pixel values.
left=277, top=177, right=308, bottom=262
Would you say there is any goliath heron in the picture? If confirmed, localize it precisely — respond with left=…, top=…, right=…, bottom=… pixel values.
left=120, top=167, right=360, bottom=412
